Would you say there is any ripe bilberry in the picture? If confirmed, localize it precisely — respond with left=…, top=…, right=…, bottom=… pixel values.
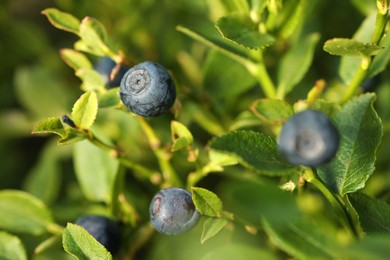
left=94, top=57, right=129, bottom=88
left=119, top=61, right=176, bottom=117
left=75, top=215, right=121, bottom=254
left=277, top=109, right=339, bottom=167
left=149, top=187, right=200, bottom=235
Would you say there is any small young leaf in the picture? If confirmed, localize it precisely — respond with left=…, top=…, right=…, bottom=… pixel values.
left=41, top=8, right=80, bottom=35
left=32, top=117, right=66, bottom=138
left=323, top=38, right=381, bottom=56
left=71, top=91, right=98, bottom=129
left=63, top=223, right=112, bottom=260
left=0, top=231, right=27, bottom=260
left=317, top=93, right=383, bottom=195
left=171, top=120, right=193, bottom=151
left=277, top=33, right=320, bottom=96
left=0, top=190, right=55, bottom=235
left=76, top=68, right=106, bottom=91
left=201, top=218, right=229, bottom=244
left=216, top=14, right=275, bottom=49
left=192, top=187, right=223, bottom=217
left=60, top=49, right=92, bottom=71
left=348, top=192, right=390, bottom=233
left=250, top=99, right=293, bottom=124
left=73, top=140, right=119, bottom=203
left=210, top=130, right=296, bottom=176
left=79, top=17, right=113, bottom=57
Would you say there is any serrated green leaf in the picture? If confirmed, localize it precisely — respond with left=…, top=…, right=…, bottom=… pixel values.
left=0, top=232, right=27, bottom=260
left=263, top=218, right=340, bottom=259
left=0, top=190, right=55, bottom=235
left=32, top=117, right=66, bottom=138
left=171, top=120, right=193, bottom=151
left=367, top=29, right=390, bottom=79
left=317, top=93, right=383, bottom=195
left=348, top=192, right=390, bottom=233
left=216, top=14, right=275, bottom=50
left=192, top=187, right=223, bottom=217
left=74, top=140, right=119, bottom=203
left=71, top=91, right=98, bottom=129
left=250, top=99, right=293, bottom=124
left=210, top=130, right=296, bottom=176
left=277, top=33, right=320, bottom=96
left=63, top=223, right=112, bottom=260
left=201, top=218, right=228, bottom=244
left=79, top=17, right=113, bottom=57
left=202, top=243, right=278, bottom=260
left=76, top=68, right=106, bottom=91
left=60, top=49, right=92, bottom=71
left=41, top=8, right=80, bottom=35
left=98, top=88, right=121, bottom=108
left=324, top=38, right=381, bottom=56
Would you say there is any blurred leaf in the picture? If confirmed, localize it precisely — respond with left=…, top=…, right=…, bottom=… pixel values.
left=73, top=140, right=119, bottom=203
left=367, top=28, right=390, bottom=79
left=201, top=218, right=228, bottom=244
left=171, top=120, right=193, bottom=151
left=58, top=128, right=88, bottom=145
left=71, top=91, right=98, bottom=129
left=76, top=68, right=106, bottom=91
left=341, top=234, right=390, bottom=260
left=348, top=192, right=390, bottom=233
left=32, top=117, right=66, bottom=138
left=263, top=218, right=340, bottom=259
left=192, top=187, right=223, bottom=217
left=0, top=190, right=54, bottom=235
left=317, top=93, right=383, bottom=195
left=79, top=17, right=113, bottom=57
left=249, top=99, right=293, bottom=124
left=98, top=88, right=121, bottom=108
left=60, top=49, right=92, bottom=71
left=277, top=33, right=320, bottom=96
left=216, top=14, right=275, bottom=49
left=74, top=39, right=106, bottom=57
left=41, top=8, right=80, bottom=35
left=350, top=0, right=376, bottom=15
left=202, top=243, right=278, bottom=260
left=324, top=38, right=381, bottom=56
left=63, top=223, right=112, bottom=260
left=210, top=130, right=296, bottom=176
left=0, top=231, right=27, bottom=260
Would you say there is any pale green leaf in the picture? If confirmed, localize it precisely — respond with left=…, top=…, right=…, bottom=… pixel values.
left=171, top=120, right=193, bottom=151
left=317, top=93, right=383, bottom=195
left=76, top=68, right=105, bottom=91
left=201, top=218, right=228, bottom=244
left=191, top=187, right=223, bottom=217
left=60, top=49, right=92, bottom=71
left=63, top=223, right=112, bottom=260
left=71, top=91, right=98, bottom=129
left=79, top=17, right=113, bottom=57
left=324, top=38, right=381, bottom=56
left=41, top=8, right=80, bottom=35
left=0, top=232, right=27, bottom=260
left=32, top=117, right=66, bottom=138
left=250, top=99, right=293, bottom=124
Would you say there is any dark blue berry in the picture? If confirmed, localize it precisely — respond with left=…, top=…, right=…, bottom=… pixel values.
left=94, top=57, right=129, bottom=88
left=277, top=109, right=339, bottom=167
left=75, top=215, right=121, bottom=254
left=119, top=61, right=176, bottom=117
left=149, top=187, right=200, bottom=235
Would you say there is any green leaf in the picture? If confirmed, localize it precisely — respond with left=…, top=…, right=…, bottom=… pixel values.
left=348, top=192, right=390, bottom=233
left=60, top=49, right=92, bottom=71
left=79, top=17, right=113, bottom=57
left=41, top=8, right=80, bottom=35
left=63, top=223, right=112, bottom=260
left=216, top=14, right=275, bottom=50
left=98, top=88, right=121, bottom=108
left=76, top=68, right=106, bottom=91
left=323, top=38, right=381, bottom=56
left=74, top=40, right=106, bottom=57
left=201, top=218, right=228, bottom=244
left=0, top=232, right=27, bottom=260
left=317, top=93, right=383, bottom=195
left=367, top=28, right=390, bottom=79
left=210, top=130, right=296, bottom=176
left=0, top=190, right=55, bottom=235
left=341, top=234, right=390, bottom=260
left=58, top=128, right=88, bottom=145
left=263, top=218, right=340, bottom=259
left=277, top=33, right=320, bottom=96
left=191, top=187, right=223, bottom=217
left=73, top=140, right=119, bottom=203
left=71, top=91, right=98, bottom=129
left=32, top=117, right=66, bottom=138
left=171, top=120, right=194, bottom=151
left=202, top=243, right=278, bottom=260
left=249, top=99, right=293, bottom=124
